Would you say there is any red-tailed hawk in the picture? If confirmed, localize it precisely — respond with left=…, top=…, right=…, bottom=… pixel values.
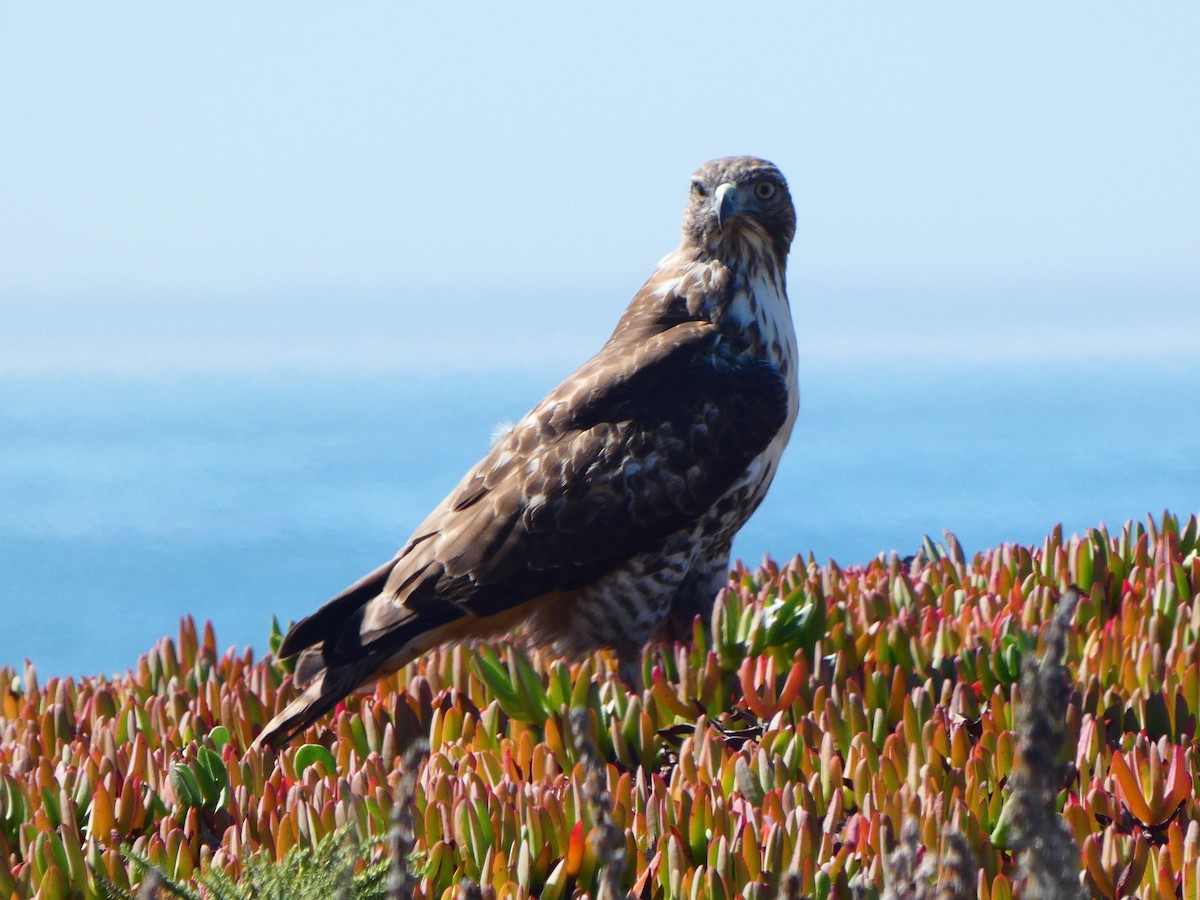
left=254, top=156, right=798, bottom=748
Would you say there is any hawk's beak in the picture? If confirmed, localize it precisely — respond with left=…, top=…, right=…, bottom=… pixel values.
left=714, top=182, right=738, bottom=231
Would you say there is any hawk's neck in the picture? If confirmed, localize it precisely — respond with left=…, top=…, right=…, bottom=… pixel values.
left=615, top=244, right=795, bottom=376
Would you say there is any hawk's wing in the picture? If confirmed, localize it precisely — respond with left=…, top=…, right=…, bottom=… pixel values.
left=278, top=320, right=788, bottom=663
left=421, top=323, right=787, bottom=614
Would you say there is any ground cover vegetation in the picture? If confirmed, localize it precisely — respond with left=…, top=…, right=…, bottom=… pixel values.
left=2, top=513, right=1200, bottom=898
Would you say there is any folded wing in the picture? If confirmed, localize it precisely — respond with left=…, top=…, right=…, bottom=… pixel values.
left=256, top=319, right=788, bottom=746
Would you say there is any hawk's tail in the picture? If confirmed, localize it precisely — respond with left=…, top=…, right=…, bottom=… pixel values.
left=254, top=638, right=428, bottom=749
left=252, top=603, right=464, bottom=750
left=251, top=665, right=354, bottom=750
left=249, top=555, right=451, bottom=749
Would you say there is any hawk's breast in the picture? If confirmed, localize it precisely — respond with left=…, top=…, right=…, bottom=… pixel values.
left=703, top=262, right=799, bottom=541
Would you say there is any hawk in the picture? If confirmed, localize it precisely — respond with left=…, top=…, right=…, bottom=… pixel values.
left=254, top=156, right=799, bottom=748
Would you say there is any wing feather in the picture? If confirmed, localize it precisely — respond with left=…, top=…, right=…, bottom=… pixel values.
left=361, top=319, right=788, bottom=628
left=273, top=260, right=785, bottom=680
left=256, top=169, right=799, bottom=749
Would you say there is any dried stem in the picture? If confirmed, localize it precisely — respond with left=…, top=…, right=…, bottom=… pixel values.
left=1011, top=588, right=1085, bottom=899
left=387, top=739, right=430, bottom=900
left=136, top=868, right=166, bottom=900
left=932, top=829, right=976, bottom=900
left=569, top=708, right=629, bottom=900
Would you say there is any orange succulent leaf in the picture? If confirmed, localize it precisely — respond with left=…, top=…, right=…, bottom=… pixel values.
left=1162, top=744, right=1193, bottom=820
left=1111, top=749, right=1159, bottom=826
left=1113, top=833, right=1150, bottom=897
left=737, top=658, right=770, bottom=720
left=564, top=820, right=585, bottom=878
left=773, top=660, right=805, bottom=713
left=1082, top=833, right=1116, bottom=898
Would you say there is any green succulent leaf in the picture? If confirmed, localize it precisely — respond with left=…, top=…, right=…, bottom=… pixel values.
left=169, top=763, right=204, bottom=810
left=293, top=743, right=339, bottom=779
left=207, top=725, right=231, bottom=750
left=472, top=645, right=529, bottom=722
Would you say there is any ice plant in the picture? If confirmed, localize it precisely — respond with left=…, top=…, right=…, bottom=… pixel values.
left=0, top=513, right=1198, bottom=899
left=1110, top=739, right=1192, bottom=831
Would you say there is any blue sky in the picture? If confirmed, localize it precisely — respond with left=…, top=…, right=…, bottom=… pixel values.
left=1, top=3, right=1197, bottom=374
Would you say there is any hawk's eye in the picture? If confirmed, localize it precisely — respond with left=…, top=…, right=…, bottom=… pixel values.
left=754, top=181, right=776, bottom=200
left=691, top=179, right=707, bottom=198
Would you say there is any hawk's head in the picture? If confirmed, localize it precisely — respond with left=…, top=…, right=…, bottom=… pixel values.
left=682, top=156, right=795, bottom=268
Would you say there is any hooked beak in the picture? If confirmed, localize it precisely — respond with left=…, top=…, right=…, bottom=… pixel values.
left=714, top=182, right=738, bottom=231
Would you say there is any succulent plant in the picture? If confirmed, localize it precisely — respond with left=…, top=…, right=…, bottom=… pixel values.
left=1, top=512, right=1198, bottom=899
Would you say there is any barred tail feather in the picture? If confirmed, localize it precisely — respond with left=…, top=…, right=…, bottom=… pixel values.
left=252, top=670, right=347, bottom=749
left=253, top=608, right=466, bottom=749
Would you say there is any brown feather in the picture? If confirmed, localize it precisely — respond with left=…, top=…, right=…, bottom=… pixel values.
left=252, top=157, right=798, bottom=748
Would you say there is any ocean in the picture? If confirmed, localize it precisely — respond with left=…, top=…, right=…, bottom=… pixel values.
left=2, top=358, right=1197, bottom=677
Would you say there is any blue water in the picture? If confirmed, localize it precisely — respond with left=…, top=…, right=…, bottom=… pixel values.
left=2, top=360, right=1197, bottom=677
